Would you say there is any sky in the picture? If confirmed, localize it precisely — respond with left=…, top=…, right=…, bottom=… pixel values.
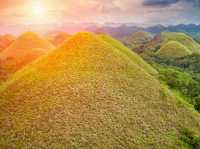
left=0, top=0, right=200, bottom=33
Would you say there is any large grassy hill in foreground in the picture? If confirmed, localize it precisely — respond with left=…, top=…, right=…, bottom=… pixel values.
left=0, top=32, right=200, bottom=148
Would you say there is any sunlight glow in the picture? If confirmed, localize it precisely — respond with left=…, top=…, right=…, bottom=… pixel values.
left=31, top=3, right=46, bottom=17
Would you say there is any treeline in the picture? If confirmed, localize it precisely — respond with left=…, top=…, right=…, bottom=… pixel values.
left=144, top=53, right=200, bottom=112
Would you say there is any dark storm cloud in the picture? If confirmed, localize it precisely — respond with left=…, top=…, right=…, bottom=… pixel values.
left=143, top=0, right=200, bottom=7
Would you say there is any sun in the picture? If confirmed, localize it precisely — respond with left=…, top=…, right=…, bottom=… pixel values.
left=26, top=1, right=50, bottom=24
left=31, top=2, right=46, bottom=17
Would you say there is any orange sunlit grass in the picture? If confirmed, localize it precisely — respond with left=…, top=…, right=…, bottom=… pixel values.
left=0, top=0, right=200, bottom=148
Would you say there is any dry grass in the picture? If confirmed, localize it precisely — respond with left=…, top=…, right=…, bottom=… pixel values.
left=156, top=41, right=192, bottom=59
left=141, top=32, right=200, bottom=54
left=0, top=34, right=16, bottom=52
left=0, top=32, right=200, bottom=148
left=0, top=31, right=54, bottom=84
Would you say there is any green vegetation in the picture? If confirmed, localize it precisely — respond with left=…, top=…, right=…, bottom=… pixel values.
left=179, top=128, right=200, bottom=149
left=156, top=41, right=192, bottom=59
left=158, top=67, right=200, bottom=112
left=159, top=32, right=200, bottom=54
left=170, top=54, right=200, bottom=73
left=143, top=52, right=200, bottom=112
left=0, top=32, right=200, bottom=148
left=140, top=32, right=200, bottom=54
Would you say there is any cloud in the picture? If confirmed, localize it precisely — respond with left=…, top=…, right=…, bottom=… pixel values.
left=0, top=0, right=200, bottom=26
left=143, top=0, right=200, bottom=7
left=143, top=0, right=179, bottom=6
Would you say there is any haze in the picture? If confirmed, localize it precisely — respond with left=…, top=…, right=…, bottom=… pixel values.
left=1, top=0, right=200, bottom=34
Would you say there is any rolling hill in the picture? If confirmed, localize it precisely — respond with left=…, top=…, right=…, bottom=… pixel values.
left=0, top=32, right=200, bottom=148
left=0, top=31, right=54, bottom=59
left=120, top=31, right=154, bottom=52
left=161, top=32, right=200, bottom=53
left=141, top=32, right=200, bottom=54
left=47, top=31, right=71, bottom=46
left=0, top=34, right=15, bottom=52
left=156, top=41, right=192, bottom=59
left=98, top=34, right=157, bottom=75
left=0, top=31, right=54, bottom=83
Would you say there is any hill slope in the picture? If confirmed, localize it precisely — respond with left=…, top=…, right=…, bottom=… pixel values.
left=0, top=31, right=54, bottom=59
left=156, top=41, right=192, bottom=59
left=98, top=34, right=157, bottom=75
left=161, top=32, right=200, bottom=53
left=121, top=31, right=153, bottom=51
left=0, top=34, right=15, bottom=52
left=141, top=32, right=200, bottom=54
left=0, top=32, right=200, bottom=148
left=47, top=31, right=71, bottom=46
left=0, top=32, right=54, bottom=83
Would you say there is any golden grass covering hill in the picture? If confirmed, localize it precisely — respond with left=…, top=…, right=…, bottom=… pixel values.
left=99, top=34, right=157, bottom=75
left=0, top=34, right=15, bottom=52
left=156, top=41, right=192, bottom=59
left=0, top=31, right=54, bottom=59
left=0, top=32, right=54, bottom=84
left=0, top=32, right=200, bottom=148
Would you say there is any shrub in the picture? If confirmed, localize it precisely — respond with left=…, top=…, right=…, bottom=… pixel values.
left=143, top=53, right=200, bottom=113
left=180, top=128, right=200, bottom=149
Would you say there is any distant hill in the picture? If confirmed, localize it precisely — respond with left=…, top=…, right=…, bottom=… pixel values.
left=0, top=31, right=54, bottom=83
left=156, top=41, right=192, bottom=59
left=0, top=34, right=15, bottom=52
left=145, top=24, right=200, bottom=39
left=85, top=24, right=200, bottom=40
left=86, top=25, right=142, bottom=38
left=1, top=31, right=54, bottom=59
left=160, top=32, right=200, bottom=53
left=0, top=32, right=200, bottom=148
left=140, top=32, right=200, bottom=54
left=120, top=31, right=154, bottom=52
left=47, top=31, right=71, bottom=46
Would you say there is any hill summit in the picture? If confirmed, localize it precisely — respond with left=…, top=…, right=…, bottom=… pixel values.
left=0, top=31, right=54, bottom=83
left=140, top=32, right=200, bottom=54
left=0, top=31, right=54, bottom=59
left=121, top=31, right=153, bottom=51
left=0, top=32, right=200, bottom=148
left=160, top=32, right=200, bottom=54
left=156, top=41, right=192, bottom=59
